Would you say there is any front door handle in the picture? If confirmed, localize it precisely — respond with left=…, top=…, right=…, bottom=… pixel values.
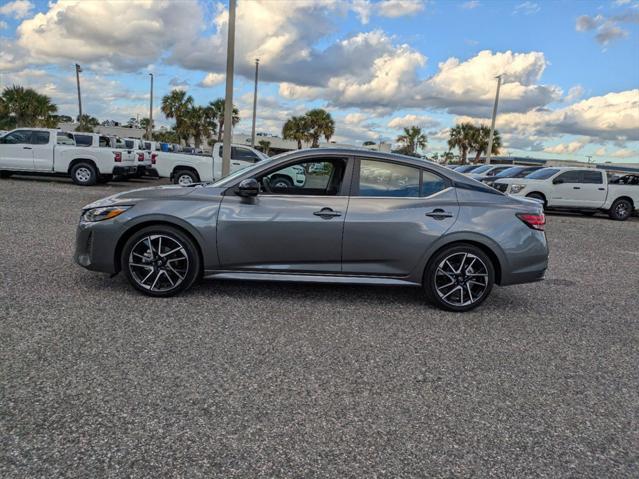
left=23, top=146, right=32, bottom=150
left=598, top=188, right=605, bottom=191
left=313, top=207, right=342, bottom=219
left=573, top=186, right=581, bottom=189
left=425, top=209, right=453, bottom=219
left=232, top=162, right=241, bottom=165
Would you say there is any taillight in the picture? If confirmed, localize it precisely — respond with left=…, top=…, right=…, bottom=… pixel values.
left=114, top=151, right=122, bottom=162
left=151, top=153, right=157, bottom=165
left=137, top=152, right=144, bottom=162
left=517, top=212, right=545, bottom=231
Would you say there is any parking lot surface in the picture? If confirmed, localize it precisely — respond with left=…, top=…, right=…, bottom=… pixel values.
left=1, top=176, right=638, bottom=478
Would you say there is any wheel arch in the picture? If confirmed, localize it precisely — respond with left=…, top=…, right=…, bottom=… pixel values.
left=113, top=217, right=205, bottom=274
left=171, top=165, right=200, bottom=181
left=68, top=158, right=99, bottom=175
left=611, top=195, right=635, bottom=208
left=525, top=191, right=547, bottom=206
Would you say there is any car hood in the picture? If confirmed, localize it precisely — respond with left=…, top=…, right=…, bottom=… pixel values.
left=82, top=184, right=209, bottom=209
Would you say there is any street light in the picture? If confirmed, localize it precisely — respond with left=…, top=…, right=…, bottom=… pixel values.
left=75, top=63, right=83, bottom=122
left=221, top=0, right=237, bottom=177
left=148, top=73, right=154, bottom=140
left=485, top=74, right=502, bottom=165
left=250, top=58, right=260, bottom=148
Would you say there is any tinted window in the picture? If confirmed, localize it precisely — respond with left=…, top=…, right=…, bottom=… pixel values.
left=259, top=158, right=346, bottom=196
left=31, top=131, right=50, bottom=145
left=582, top=171, right=603, bottom=184
left=74, top=134, right=92, bottom=147
left=555, top=171, right=581, bottom=183
left=492, top=166, right=523, bottom=178
left=144, top=142, right=152, bottom=150
left=513, top=167, right=542, bottom=178
left=2, top=130, right=31, bottom=144
left=455, top=165, right=481, bottom=173
left=99, top=136, right=110, bottom=147
left=526, top=168, right=559, bottom=180
left=486, top=166, right=511, bottom=176
left=124, top=140, right=135, bottom=149
left=470, top=165, right=493, bottom=174
left=359, top=160, right=420, bottom=197
left=233, top=147, right=261, bottom=163
left=422, top=171, right=447, bottom=197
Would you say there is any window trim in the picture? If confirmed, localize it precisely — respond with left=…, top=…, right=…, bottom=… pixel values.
left=351, top=157, right=451, bottom=199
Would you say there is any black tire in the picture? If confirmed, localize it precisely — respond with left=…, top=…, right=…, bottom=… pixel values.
left=70, top=162, right=98, bottom=186
left=271, top=176, right=293, bottom=190
left=0, top=171, right=12, bottom=179
left=423, top=244, right=495, bottom=312
left=608, top=198, right=632, bottom=221
left=173, top=169, right=199, bottom=185
left=526, top=192, right=546, bottom=209
left=121, top=225, right=201, bottom=297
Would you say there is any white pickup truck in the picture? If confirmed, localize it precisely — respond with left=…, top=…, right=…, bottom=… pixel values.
left=0, top=128, right=138, bottom=185
left=123, top=138, right=157, bottom=177
left=155, top=142, right=305, bottom=187
left=493, top=166, right=638, bottom=220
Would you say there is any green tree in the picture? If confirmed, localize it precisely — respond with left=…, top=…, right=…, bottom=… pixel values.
left=282, top=115, right=311, bottom=149
left=396, top=126, right=427, bottom=156
left=206, top=98, right=239, bottom=142
left=447, top=122, right=476, bottom=164
left=77, top=114, right=99, bottom=133
left=470, top=125, right=502, bottom=162
left=0, top=85, right=58, bottom=128
left=258, top=139, right=271, bottom=155
left=161, top=89, right=194, bottom=144
left=305, top=108, right=335, bottom=148
left=185, top=106, right=213, bottom=148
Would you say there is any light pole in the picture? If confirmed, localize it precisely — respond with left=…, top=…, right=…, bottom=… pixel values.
left=250, top=58, right=260, bottom=148
left=148, top=73, right=154, bottom=140
left=75, top=63, right=83, bottom=123
left=221, top=0, right=236, bottom=177
left=485, top=74, right=502, bottom=165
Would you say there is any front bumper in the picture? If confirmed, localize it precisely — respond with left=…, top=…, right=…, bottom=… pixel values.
left=74, top=220, right=123, bottom=274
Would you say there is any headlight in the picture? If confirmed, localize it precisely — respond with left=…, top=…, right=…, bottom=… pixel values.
left=82, top=206, right=131, bottom=222
left=510, top=184, right=527, bottom=194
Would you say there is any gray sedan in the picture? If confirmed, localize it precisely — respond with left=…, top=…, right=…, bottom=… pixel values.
left=75, top=149, right=548, bottom=311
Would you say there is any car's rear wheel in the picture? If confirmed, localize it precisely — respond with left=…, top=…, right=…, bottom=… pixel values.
left=173, top=169, right=199, bottom=185
left=121, top=226, right=200, bottom=297
left=609, top=198, right=632, bottom=221
left=526, top=192, right=546, bottom=209
left=271, top=176, right=293, bottom=189
left=71, top=162, right=98, bottom=186
left=423, top=244, right=495, bottom=312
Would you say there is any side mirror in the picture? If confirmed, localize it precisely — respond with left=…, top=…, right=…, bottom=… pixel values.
left=553, top=178, right=564, bottom=184
left=236, top=178, right=259, bottom=197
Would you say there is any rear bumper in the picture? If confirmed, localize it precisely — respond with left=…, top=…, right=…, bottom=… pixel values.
left=499, top=231, right=548, bottom=286
left=113, top=165, right=137, bottom=176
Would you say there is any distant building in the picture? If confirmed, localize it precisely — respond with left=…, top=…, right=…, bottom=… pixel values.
left=58, top=122, right=146, bottom=139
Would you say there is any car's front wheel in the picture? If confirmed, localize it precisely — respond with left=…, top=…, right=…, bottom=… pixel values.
left=423, top=244, right=495, bottom=312
left=121, top=226, right=201, bottom=297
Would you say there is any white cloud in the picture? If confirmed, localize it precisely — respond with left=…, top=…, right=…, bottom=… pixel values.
left=198, top=72, right=225, bottom=87
left=576, top=11, right=639, bottom=45
left=565, top=85, right=585, bottom=102
left=387, top=114, right=439, bottom=129
left=0, top=20, right=8, bottom=29
left=0, top=0, right=33, bottom=19
left=543, top=141, right=586, bottom=154
left=611, top=148, right=635, bottom=158
left=462, top=1, right=481, bottom=10
left=377, top=0, right=426, bottom=18
left=513, top=2, right=540, bottom=15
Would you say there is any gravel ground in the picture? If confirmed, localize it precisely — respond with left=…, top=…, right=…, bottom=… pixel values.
left=1, top=175, right=638, bottom=478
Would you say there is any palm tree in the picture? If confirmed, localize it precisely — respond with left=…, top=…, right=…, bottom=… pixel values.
left=470, top=125, right=502, bottom=162
left=185, top=106, right=212, bottom=148
left=206, top=98, right=240, bottom=142
left=1, top=85, right=58, bottom=128
left=305, top=108, right=335, bottom=148
left=447, top=122, right=476, bottom=164
left=77, top=114, right=99, bottom=133
left=282, top=115, right=311, bottom=149
left=161, top=89, right=194, bottom=144
left=396, top=126, right=427, bottom=156
left=258, top=139, right=271, bottom=155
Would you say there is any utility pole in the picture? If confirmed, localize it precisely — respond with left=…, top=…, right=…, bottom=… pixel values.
left=250, top=58, right=260, bottom=148
left=486, top=74, right=502, bottom=165
left=221, top=0, right=236, bottom=177
left=148, top=73, right=154, bottom=140
left=75, top=63, right=83, bottom=123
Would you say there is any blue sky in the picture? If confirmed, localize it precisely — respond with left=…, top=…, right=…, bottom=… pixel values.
left=1, top=0, right=638, bottom=162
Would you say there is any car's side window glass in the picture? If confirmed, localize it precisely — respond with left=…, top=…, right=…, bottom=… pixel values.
left=30, top=131, right=50, bottom=145
left=99, top=137, right=110, bottom=147
left=235, top=147, right=261, bottom=163
left=3, top=130, right=31, bottom=144
left=74, top=134, right=92, bottom=147
left=359, top=159, right=420, bottom=197
left=56, top=132, right=75, bottom=145
left=582, top=171, right=603, bottom=184
left=556, top=171, right=581, bottom=183
left=258, top=158, right=347, bottom=196
left=422, top=171, right=448, bottom=197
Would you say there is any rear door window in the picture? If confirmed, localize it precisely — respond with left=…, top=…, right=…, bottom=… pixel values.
left=74, top=134, right=92, bottom=147
left=358, top=160, right=420, bottom=197
left=582, top=171, right=603, bottom=184
left=31, top=131, right=50, bottom=145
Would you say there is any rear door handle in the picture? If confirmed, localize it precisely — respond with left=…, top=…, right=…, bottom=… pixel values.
left=598, top=188, right=605, bottom=191
left=232, top=162, right=241, bottom=165
left=313, top=207, right=342, bottom=219
left=425, top=209, right=453, bottom=219
left=573, top=186, right=581, bottom=189
left=23, top=146, right=32, bottom=150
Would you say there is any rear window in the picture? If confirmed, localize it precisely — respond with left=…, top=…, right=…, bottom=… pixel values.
left=125, top=140, right=135, bottom=149
left=526, top=168, right=559, bottom=180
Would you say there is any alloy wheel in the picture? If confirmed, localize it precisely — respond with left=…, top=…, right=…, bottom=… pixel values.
left=434, top=252, right=489, bottom=307
left=128, top=234, right=189, bottom=292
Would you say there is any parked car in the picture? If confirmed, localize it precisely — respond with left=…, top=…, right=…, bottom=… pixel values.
left=482, top=166, right=544, bottom=187
left=454, top=164, right=483, bottom=174
left=154, top=142, right=304, bottom=186
left=493, top=167, right=638, bottom=220
left=74, top=148, right=548, bottom=312
left=0, top=128, right=137, bottom=185
left=467, top=165, right=513, bottom=181
left=123, top=138, right=157, bottom=178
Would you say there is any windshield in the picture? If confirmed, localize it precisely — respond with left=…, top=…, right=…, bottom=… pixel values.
left=470, top=165, right=493, bottom=174
left=456, top=165, right=481, bottom=173
left=526, top=168, right=559, bottom=180
left=493, top=166, right=523, bottom=178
